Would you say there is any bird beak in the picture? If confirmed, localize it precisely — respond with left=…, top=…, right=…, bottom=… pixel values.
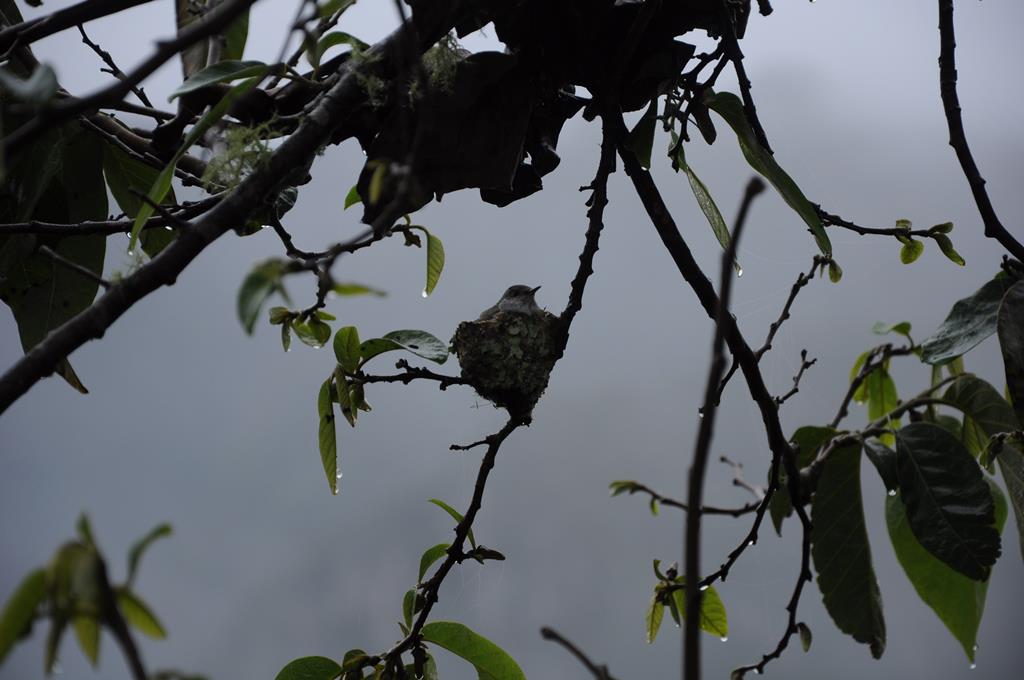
left=530, top=286, right=541, bottom=294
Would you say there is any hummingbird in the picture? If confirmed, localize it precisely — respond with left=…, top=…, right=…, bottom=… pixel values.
left=477, top=285, right=543, bottom=320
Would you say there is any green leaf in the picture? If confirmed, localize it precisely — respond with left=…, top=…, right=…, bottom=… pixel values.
left=168, top=60, right=268, bottom=100
left=770, top=426, right=835, bottom=535
left=418, top=543, right=449, bottom=582
left=886, top=479, right=1007, bottom=662
left=670, top=132, right=738, bottom=270
left=428, top=499, right=475, bottom=549
left=72, top=615, right=100, bottom=666
left=0, top=62, right=57, bottom=105
left=102, top=142, right=178, bottom=256
left=408, top=226, right=445, bottom=296
left=920, top=275, right=1015, bottom=365
left=275, top=656, right=343, bottom=680
left=332, top=282, right=386, bottom=297
left=420, top=621, right=526, bottom=680
left=0, top=568, right=47, bottom=664
left=131, top=77, right=260, bottom=250
left=810, top=441, right=885, bottom=658
left=866, top=365, right=899, bottom=445
left=44, top=617, right=67, bottom=674
left=997, top=445, right=1024, bottom=561
left=894, top=423, right=1000, bottom=580
left=237, top=259, right=286, bottom=335
left=626, top=100, right=657, bottom=170
left=359, top=330, right=449, bottom=365
left=294, top=319, right=332, bottom=348
left=314, top=31, right=368, bottom=64
left=126, top=523, right=172, bottom=587
left=223, top=10, right=250, bottom=61
left=997, top=280, right=1024, bottom=427
left=899, top=238, right=924, bottom=264
left=402, top=589, right=415, bottom=629
left=116, top=588, right=166, bottom=639
left=318, top=379, right=338, bottom=495
left=669, top=583, right=729, bottom=638
left=932, top=233, right=965, bottom=266
left=797, top=622, right=812, bottom=652
left=343, top=184, right=362, bottom=210
left=281, top=320, right=292, bottom=352
left=319, top=0, right=357, bottom=18
left=941, top=374, right=1019, bottom=440
left=872, top=321, right=912, bottom=339
left=704, top=90, right=831, bottom=256
left=645, top=591, right=664, bottom=644
left=269, top=307, right=292, bottom=325
left=828, top=260, right=843, bottom=283
left=333, top=326, right=362, bottom=374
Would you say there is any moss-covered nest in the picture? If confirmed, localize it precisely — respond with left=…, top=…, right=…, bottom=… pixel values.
left=450, top=311, right=560, bottom=418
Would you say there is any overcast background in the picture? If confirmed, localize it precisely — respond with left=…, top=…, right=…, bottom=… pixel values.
left=2, top=1, right=1023, bottom=679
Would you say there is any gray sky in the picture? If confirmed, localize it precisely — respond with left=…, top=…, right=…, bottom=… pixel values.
left=2, top=1, right=1023, bottom=679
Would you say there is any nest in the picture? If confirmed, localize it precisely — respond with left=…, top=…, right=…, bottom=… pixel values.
left=450, top=311, right=560, bottom=418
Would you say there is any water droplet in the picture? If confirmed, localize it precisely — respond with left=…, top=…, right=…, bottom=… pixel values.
left=972, top=645, right=978, bottom=651
left=421, top=290, right=429, bottom=298
left=336, top=471, right=343, bottom=479
left=164, top=225, right=173, bottom=231
left=969, top=663, right=977, bottom=670
left=747, top=539, right=756, bottom=547
left=737, top=267, right=744, bottom=278
left=698, top=410, right=705, bottom=419
left=720, top=636, right=729, bottom=643
left=261, top=224, right=270, bottom=229
left=753, top=670, right=761, bottom=676
left=887, top=489, right=897, bottom=497
left=127, top=249, right=136, bottom=257
left=699, top=584, right=709, bottom=591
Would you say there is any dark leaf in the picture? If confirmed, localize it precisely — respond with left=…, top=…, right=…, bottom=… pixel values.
left=811, top=442, right=885, bottom=658
left=626, top=100, right=657, bottom=170
left=237, top=259, right=286, bottom=335
left=863, top=438, right=898, bottom=493
left=223, top=10, right=250, bottom=61
left=168, top=60, right=268, bottom=100
left=895, top=423, right=1000, bottom=580
left=0, top=62, right=57, bottom=105
left=997, top=280, right=1024, bottom=427
left=670, top=132, right=737, bottom=270
left=920, top=275, right=1015, bottom=365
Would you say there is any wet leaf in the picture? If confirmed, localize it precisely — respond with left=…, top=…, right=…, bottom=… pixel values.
left=359, top=330, right=449, bottom=365
left=318, top=379, right=338, bottom=494
left=920, top=275, right=1014, bottom=365
left=886, top=480, right=1006, bottom=662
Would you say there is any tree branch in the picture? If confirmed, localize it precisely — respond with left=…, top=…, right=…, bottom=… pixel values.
left=937, top=0, right=1024, bottom=262
left=541, top=627, right=618, bottom=680
left=0, top=0, right=159, bottom=55
left=0, top=16, right=456, bottom=414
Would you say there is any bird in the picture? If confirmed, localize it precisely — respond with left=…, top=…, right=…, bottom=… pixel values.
left=477, top=285, right=543, bottom=320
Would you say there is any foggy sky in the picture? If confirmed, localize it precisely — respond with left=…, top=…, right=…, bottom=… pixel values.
left=2, top=2, right=1023, bottom=679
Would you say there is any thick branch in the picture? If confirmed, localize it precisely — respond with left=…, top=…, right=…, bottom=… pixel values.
left=937, top=0, right=1024, bottom=262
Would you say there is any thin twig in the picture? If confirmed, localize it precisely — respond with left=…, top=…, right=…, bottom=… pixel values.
left=683, top=165, right=752, bottom=680
left=541, top=627, right=618, bottom=680
left=611, top=481, right=759, bottom=517
left=77, top=24, right=153, bottom=107
left=774, top=349, right=816, bottom=406
left=38, top=246, right=111, bottom=289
